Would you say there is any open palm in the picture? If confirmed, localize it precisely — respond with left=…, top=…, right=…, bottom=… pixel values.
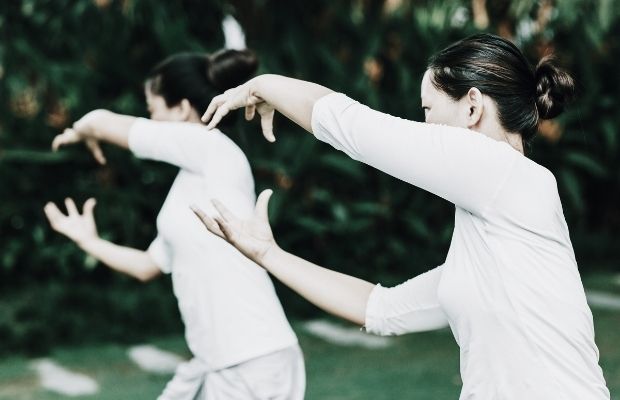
left=192, top=190, right=277, bottom=265
left=44, top=198, right=99, bottom=245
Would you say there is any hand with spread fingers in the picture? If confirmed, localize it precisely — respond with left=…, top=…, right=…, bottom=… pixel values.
left=192, top=188, right=376, bottom=326
left=191, top=189, right=276, bottom=265
left=51, top=110, right=109, bottom=165
left=202, top=80, right=276, bottom=142
left=44, top=198, right=99, bottom=246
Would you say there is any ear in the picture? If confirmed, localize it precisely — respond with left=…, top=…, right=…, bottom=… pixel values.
left=178, top=99, right=193, bottom=121
left=465, top=87, right=484, bottom=128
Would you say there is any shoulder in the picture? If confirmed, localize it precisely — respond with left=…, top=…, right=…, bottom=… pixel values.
left=517, top=155, right=558, bottom=190
left=495, top=154, right=561, bottom=217
left=209, top=128, right=246, bottom=156
left=130, top=118, right=210, bottom=139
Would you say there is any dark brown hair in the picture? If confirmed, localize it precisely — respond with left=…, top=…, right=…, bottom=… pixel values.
left=428, top=33, right=574, bottom=141
left=146, top=49, right=258, bottom=120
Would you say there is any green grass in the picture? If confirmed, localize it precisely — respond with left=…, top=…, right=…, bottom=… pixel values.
left=0, top=305, right=619, bottom=399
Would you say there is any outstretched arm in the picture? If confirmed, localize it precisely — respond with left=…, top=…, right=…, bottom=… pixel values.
left=44, top=198, right=161, bottom=282
left=203, top=75, right=519, bottom=216
left=53, top=111, right=219, bottom=174
left=202, top=74, right=332, bottom=141
left=51, top=110, right=135, bottom=164
left=191, top=190, right=374, bottom=325
left=191, top=191, right=449, bottom=333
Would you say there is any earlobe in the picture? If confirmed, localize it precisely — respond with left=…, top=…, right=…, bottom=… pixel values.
left=179, top=99, right=192, bottom=121
left=466, top=88, right=484, bottom=128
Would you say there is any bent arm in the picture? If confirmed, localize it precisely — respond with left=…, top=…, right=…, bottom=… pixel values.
left=127, top=118, right=218, bottom=174
left=67, top=111, right=215, bottom=173
left=310, top=94, right=519, bottom=215
left=260, top=246, right=374, bottom=326
left=365, top=265, right=448, bottom=336
left=193, top=191, right=443, bottom=331
left=78, top=238, right=161, bottom=282
left=95, top=112, right=217, bottom=174
left=236, top=77, right=517, bottom=215
left=258, top=246, right=447, bottom=334
left=76, top=110, right=136, bottom=149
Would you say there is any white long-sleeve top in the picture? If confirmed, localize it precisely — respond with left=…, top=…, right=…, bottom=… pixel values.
left=128, top=118, right=298, bottom=371
left=311, top=93, right=610, bottom=400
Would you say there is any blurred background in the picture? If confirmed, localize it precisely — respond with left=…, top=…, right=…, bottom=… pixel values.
left=1, top=0, right=619, bottom=398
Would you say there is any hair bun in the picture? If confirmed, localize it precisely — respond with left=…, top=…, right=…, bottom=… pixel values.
left=207, top=49, right=259, bottom=92
left=535, top=56, right=575, bottom=120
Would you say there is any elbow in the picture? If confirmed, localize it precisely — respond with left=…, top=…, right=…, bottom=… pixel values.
left=134, top=269, right=159, bottom=283
left=364, top=316, right=405, bottom=337
left=365, top=325, right=398, bottom=337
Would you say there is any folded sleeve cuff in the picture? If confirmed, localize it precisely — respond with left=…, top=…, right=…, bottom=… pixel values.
left=147, top=236, right=172, bottom=274
left=364, top=283, right=387, bottom=336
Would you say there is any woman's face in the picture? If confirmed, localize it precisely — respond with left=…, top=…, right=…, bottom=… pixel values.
left=420, top=69, right=470, bottom=128
left=145, top=87, right=185, bottom=122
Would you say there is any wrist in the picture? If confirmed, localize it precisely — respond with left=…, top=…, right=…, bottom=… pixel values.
left=76, top=235, right=101, bottom=251
left=250, top=74, right=276, bottom=100
left=258, top=242, right=283, bottom=270
left=77, top=109, right=111, bottom=140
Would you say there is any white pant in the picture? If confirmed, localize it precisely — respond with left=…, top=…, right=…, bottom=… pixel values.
left=158, top=345, right=305, bottom=400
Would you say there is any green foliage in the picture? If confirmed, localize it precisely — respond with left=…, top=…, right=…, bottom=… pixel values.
left=1, top=0, right=619, bottom=353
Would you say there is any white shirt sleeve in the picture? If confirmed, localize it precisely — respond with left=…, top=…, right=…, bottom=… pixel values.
left=128, top=118, right=216, bottom=174
left=365, top=265, right=448, bottom=336
left=311, top=93, right=519, bottom=216
left=147, top=235, right=172, bottom=274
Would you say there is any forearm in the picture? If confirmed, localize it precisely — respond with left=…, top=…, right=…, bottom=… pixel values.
left=77, top=237, right=160, bottom=282
left=81, top=110, right=136, bottom=149
left=251, top=74, right=333, bottom=133
left=261, top=245, right=374, bottom=325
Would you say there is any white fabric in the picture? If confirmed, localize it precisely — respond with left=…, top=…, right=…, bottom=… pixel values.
left=364, top=265, right=449, bottom=335
left=222, top=15, right=246, bottom=50
left=148, top=235, right=173, bottom=274
left=128, top=119, right=298, bottom=374
left=158, top=358, right=208, bottom=400
left=158, top=346, right=305, bottom=400
left=312, top=93, right=610, bottom=400
left=203, top=345, right=305, bottom=400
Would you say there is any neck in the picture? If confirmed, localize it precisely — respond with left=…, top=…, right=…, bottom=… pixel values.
left=473, top=97, right=525, bottom=154
left=505, top=132, right=524, bottom=154
left=186, top=109, right=203, bottom=124
left=475, top=120, right=524, bottom=155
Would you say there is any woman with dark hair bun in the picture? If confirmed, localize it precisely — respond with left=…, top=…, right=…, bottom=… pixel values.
left=44, top=49, right=305, bottom=400
left=195, top=33, right=610, bottom=399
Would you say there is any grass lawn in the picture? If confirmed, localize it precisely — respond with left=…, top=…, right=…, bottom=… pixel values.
left=0, top=277, right=619, bottom=399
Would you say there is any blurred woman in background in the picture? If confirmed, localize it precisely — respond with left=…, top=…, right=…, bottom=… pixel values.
left=194, top=33, right=610, bottom=399
left=44, top=49, right=304, bottom=400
